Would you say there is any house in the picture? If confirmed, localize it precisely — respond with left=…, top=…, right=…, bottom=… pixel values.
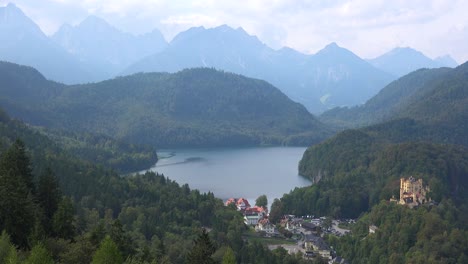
left=244, top=206, right=266, bottom=225
left=304, top=235, right=331, bottom=260
left=225, top=198, right=237, bottom=206
left=225, top=197, right=252, bottom=211
left=302, top=222, right=320, bottom=234
left=236, top=198, right=251, bottom=211
left=255, top=219, right=276, bottom=234
left=369, top=225, right=378, bottom=234
left=285, top=218, right=303, bottom=232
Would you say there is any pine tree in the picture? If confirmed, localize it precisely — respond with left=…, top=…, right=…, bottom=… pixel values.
left=0, top=169, right=36, bottom=248
left=0, top=231, right=13, bottom=263
left=109, top=219, right=134, bottom=257
left=0, top=139, right=35, bottom=193
left=52, top=196, right=75, bottom=239
left=24, top=243, right=54, bottom=264
left=0, top=140, right=37, bottom=248
left=186, top=228, right=216, bottom=264
left=222, top=247, right=236, bottom=264
left=37, top=167, right=61, bottom=235
left=92, top=236, right=123, bottom=264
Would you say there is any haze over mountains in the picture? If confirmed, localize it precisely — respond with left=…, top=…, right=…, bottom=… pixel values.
left=0, top=3, right=458, bottom=113
left=52, top=15, right=167, bottom=79
left=0, top=3, right=97, bottom=84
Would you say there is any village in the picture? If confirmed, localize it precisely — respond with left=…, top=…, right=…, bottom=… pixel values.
left=225, top=176, right=432, bottom=264
left=225, top=197, right=351, bottom=264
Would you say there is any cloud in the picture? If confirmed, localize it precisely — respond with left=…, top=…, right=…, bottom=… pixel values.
left=6, top=0, right=468, bottom=63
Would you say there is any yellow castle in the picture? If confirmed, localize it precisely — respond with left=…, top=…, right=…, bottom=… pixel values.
left=399, top=176, right=430, bottom=207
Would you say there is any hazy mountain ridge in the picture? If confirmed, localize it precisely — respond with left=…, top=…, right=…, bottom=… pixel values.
left=320, top=67, right=453, bottom=127
left=0, top=3, right=105, bottom=84
left=368, top=47, right=457, bottom=77
left=124, top=26, right=395, bottom=113
left=52, top=15, right=168, bottom=78
left=321, top=61, right=468, bottom=136
left=0, top=61, right=331, bottom=147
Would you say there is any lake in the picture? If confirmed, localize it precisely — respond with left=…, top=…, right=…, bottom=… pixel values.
left=144, top=147, right=311, bottom=207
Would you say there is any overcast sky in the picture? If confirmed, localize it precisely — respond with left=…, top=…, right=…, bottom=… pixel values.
left=2, top=0, right=467, bottom=63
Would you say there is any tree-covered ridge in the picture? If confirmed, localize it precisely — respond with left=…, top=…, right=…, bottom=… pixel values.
left=328, top=200, right=468, bottom=263
left=320, top=67, right=451, bottom=127
left=0, top=61, right=331, bottom=147
left=321, top=61, right=467, bottom=132
left=0, top=108, right=157, bottom=174
left=292, top=126, right=468, bottom=218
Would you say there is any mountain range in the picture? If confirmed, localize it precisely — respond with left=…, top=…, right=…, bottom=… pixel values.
left=123, top=27, right=396, bottom=113
left=0, top=3, right=458, bottom=113
left=52, top=15, right=167, bottom=79
left=0, top=61, right=330, bottom=147
left=0, top=3, right=97, bottom=84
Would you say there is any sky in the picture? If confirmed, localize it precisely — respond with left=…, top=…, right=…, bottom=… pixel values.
left=1, top=0, right=467, bottom=63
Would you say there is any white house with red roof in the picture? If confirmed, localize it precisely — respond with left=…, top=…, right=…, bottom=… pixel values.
left=225, top=198, right=268, bottom=225
left=255, top=219, right=276, bottom=234
left=244, top=206, right=267, bottom=225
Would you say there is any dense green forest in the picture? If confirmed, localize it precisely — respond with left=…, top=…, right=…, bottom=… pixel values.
left=0, top=110, right=318, bottom=263
left=275, top=134, right=468, bottom=219
left=327, top=200, right=468, bottom=263
left=0, top=61, right=330, bottom=147
left=0, top=108, right=157, bottom=174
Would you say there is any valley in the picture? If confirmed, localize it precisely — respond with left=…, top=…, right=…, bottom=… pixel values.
left=0, top=2, right=467, bottom=264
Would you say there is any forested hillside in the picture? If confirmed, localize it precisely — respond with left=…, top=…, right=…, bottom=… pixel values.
left=321, top=61, right=467, bottom=133
left=328, top=200, right=468, bottom=263
left=0, top=108, right=156, bottom=174
left=291, top=130, right=468, bottom=218
left=0, top=109, right=316, bottom=263
left=0, top=61, right=330, bottom=147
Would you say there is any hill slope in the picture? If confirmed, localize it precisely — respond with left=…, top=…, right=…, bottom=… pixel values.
left=321, top=61, right=468, bottom=141
left=0, top=108, right=157, bottom=174
left=0, top=62, right=330, bottom=147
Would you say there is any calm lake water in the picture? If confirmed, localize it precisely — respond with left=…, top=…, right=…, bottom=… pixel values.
left=144, top=147, right=311, bottom=207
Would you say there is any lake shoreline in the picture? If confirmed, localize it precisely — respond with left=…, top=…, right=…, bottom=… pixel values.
left=144, top=147, right=312, bottom=208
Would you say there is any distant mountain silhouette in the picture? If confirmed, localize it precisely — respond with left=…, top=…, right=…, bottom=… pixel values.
left=368, top=47, right=455, bottom=77
left=124, top=26, right=394, bottom=113
left=52, top=15, right=167, bottom=79
left=0, top=3, right=97, bottom=84
left=435, top=55, right=458, bottom=68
